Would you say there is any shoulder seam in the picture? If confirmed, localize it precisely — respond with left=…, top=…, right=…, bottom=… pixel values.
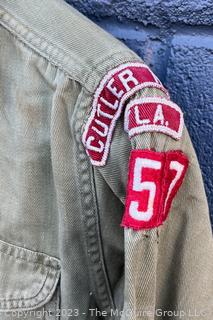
left=0, top=6, right=138, bottom=94
left=0, top=6, right=94, bottom=91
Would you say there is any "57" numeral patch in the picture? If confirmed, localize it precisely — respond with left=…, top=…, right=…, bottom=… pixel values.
left=121, top=150, right=189, bottom=230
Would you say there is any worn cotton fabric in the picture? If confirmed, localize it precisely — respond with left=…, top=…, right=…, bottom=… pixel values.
left=0, top=0, right=212, bottom=319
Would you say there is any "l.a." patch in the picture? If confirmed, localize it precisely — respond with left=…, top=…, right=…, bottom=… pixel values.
left=125, top=97, right=184, bottom=140
left=121, top=149, right=188, bottom=230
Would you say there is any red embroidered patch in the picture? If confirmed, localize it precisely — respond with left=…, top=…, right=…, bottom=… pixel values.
left=125, top=97, right=184, bottom=140
left=121, top=150, right=188, bottom=230
left=82, top=62, right=169, bottom=166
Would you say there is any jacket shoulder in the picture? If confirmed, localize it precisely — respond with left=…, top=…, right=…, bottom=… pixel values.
left=0, top=0, right=138, bottom=92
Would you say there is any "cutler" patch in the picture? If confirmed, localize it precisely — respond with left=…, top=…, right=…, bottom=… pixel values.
left=82, top=62, right=168, bottom=166
left=125, top=97, right=184, bottom=140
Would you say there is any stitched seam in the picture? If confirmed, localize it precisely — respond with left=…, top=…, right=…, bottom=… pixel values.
left=83, top=51, right=138, bottom=84
left=74, top=93, right=115, bottom=315
left=123, top=222, right=164, bottom=230
left=76, top=155, right=114, bottom=313
left=0, top=7, right=137, bottom=95
left=74, top=93, right=104, bottom=309
left=0, top=7, right=90, bottom=90
left=91, top=166, right=116, bottom=311
left=0, top=270, right=59, bottom=309
left=0, top=8, right=85, bottom=67
left=0, top=249, right=59, bottom=270
left=0, top=271, right=50, bottom=302
left=0, top=238, right=60, bottom=266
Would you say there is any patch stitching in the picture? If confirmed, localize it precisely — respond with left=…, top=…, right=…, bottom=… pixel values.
left=122, top=150, right=164, bottom=230
left=161, top=151, right=189, bottom=222
left=121, top=149, right=189, bottom=230
left=121, top=81, right=170, bottom=101
left=124, top=97, right=184, bottom=140
left=82, top=62, right=167, bottom=166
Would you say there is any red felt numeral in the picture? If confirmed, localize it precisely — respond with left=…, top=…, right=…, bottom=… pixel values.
left=121, top=150, right=188, bottom=230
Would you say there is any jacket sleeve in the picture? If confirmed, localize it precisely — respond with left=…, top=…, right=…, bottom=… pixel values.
left=86, top=59, right=213, bottom=318
left=118, top=87, right=213, bottom=319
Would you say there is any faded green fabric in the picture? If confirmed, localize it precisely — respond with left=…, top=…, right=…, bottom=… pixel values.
left=0, top=0, right=212, bottom=319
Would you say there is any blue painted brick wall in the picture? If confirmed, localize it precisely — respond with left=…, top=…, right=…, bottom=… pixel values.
left=66, top=0, right=213, bottom=226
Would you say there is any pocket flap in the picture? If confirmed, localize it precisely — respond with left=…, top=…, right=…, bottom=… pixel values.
left=0, top=239, right=60, bottom=311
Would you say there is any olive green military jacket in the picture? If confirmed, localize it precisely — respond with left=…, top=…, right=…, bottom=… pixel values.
left=0, top=0, right=212, bottom=319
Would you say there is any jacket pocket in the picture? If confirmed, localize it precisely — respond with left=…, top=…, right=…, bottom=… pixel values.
left=0, top=239, right=60, bottom=313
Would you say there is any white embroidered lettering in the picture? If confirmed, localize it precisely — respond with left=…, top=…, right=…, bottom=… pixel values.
left=122, top=150, right=189, bottom=229
left=135, top=105, right=150, bottom=125
left=153, top=104, right=165, bottom=125
left=118, top=69, right=139, bottom=92
left=92, top=119, right=109, bottom=137
left=86, top=137, right=104, bottom=153
left=125, top=97, right=184, bottom=140
left=130, top=158, right=161, bottom=221
left=82, top=62, right=169, bottom=166
left=164, top=161, right=184, bottom=209
left=100, top=97, right=119, bottom=111
left=97, top=104, right=114, bottom=119
left=106, top=78, right=124, bottom=99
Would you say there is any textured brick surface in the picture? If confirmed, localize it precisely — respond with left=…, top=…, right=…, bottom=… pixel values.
left=66, top=0, right=213, bottom=226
